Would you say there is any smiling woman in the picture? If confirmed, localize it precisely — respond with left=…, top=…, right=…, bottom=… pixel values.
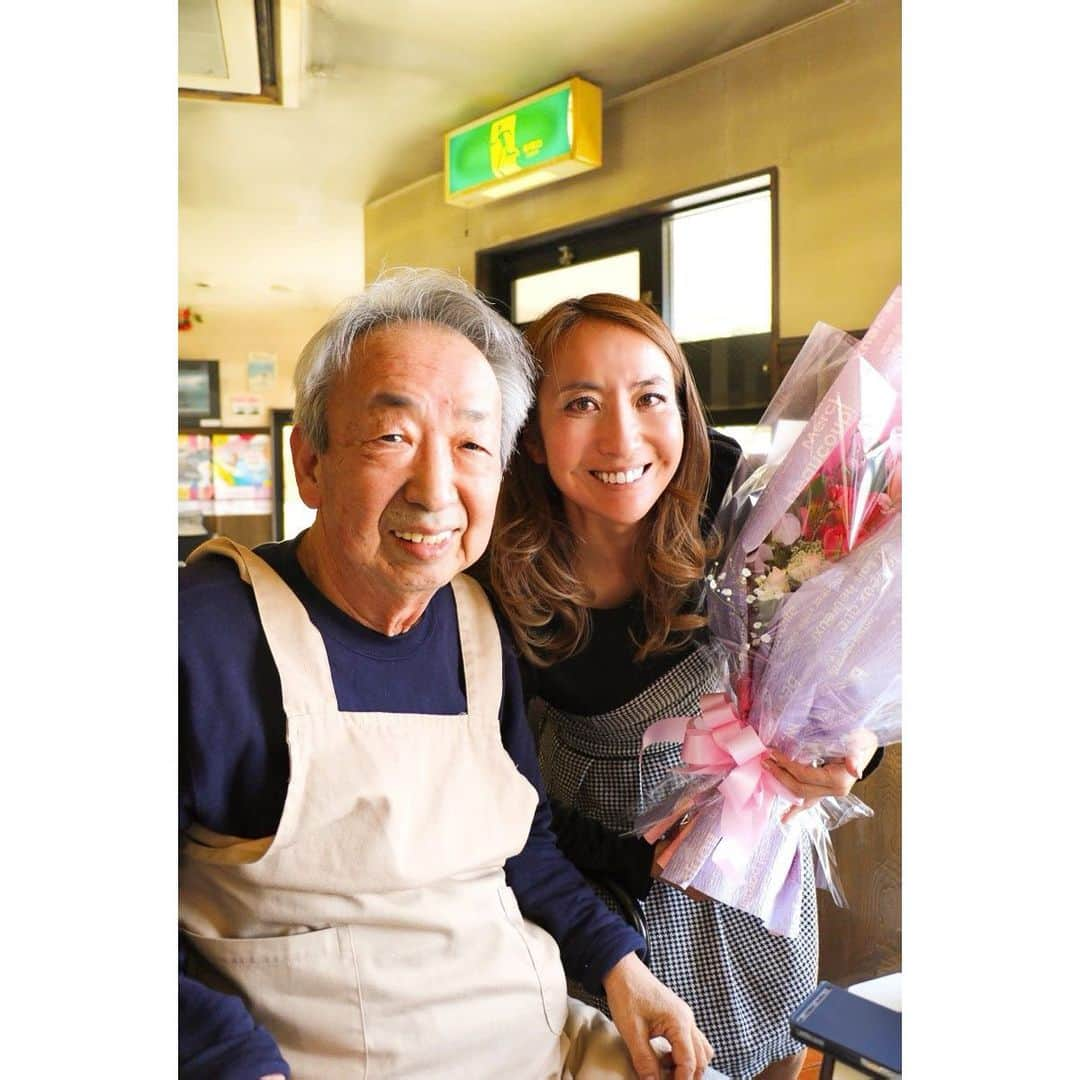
left=528, top=319, right=685, bottom=544
left=488, top=293, right=822, bottom=1079
left=492, top=292, right=714, bottom=664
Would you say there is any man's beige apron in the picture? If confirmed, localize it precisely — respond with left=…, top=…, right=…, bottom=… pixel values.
left=180, top=538, right=636, bottom=1079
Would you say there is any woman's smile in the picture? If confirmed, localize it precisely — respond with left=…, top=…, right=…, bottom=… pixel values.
left=589, top=463, right=651, bottom=486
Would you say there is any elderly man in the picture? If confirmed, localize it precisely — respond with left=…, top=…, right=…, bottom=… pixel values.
left=180, top=269, right=713, bottom=1080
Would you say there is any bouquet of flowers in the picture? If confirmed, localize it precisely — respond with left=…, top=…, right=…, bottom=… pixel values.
left=633, top=287, right=902, bottom=937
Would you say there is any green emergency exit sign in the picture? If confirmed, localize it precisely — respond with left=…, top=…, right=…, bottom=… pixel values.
left=444, top=77, right=602, bottom=207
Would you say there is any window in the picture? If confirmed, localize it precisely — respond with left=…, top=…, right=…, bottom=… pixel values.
left=477, top=170, right=777, bottom=426
left=666, top=191, right=772, bottom=341
left=665, top=176, right=774, bottom=422
left=512, top=251, right=640, bottom=324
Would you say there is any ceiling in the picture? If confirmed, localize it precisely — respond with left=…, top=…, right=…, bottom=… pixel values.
left=178, top=0, right=846, bottom=311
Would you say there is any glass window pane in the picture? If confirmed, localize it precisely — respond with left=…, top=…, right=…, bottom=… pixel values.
left=511, top=251, right=640, bottom=323
left=668, top=190, right=772, bottom=342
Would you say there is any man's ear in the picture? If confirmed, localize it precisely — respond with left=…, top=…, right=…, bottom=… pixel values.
left=290, top=425, right=322, bottom=509
left=523, top=422, right=546, bottom=465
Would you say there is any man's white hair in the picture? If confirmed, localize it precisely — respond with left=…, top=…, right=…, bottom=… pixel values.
left=293, top=268, right=535, bottom=469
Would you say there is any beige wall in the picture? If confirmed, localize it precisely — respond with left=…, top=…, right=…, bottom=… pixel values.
left=178, top=302, right=334, bottom=427
left=364, top=0, right=899, bottom=337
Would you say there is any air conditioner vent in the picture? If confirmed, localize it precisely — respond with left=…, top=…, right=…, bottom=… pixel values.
left=179, top=0, right=260, bottom=94
left=180, top=0, right=230, bottom=79
left=179, top=0, right=297, bottom=107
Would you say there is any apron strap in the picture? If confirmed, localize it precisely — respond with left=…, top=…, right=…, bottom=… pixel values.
left=450, top=574, right=503, bottom=724
left=186, top=536, right=338, bottom=716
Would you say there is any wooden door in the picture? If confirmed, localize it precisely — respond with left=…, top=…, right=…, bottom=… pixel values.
left=817, top=744, right=901, bottom=984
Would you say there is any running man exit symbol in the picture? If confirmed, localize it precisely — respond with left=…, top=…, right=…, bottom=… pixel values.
left=490, top=116, right=522, bottom=176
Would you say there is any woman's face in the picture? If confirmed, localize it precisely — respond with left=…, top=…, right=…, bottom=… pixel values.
left=531, top=317, right=685, bottom=535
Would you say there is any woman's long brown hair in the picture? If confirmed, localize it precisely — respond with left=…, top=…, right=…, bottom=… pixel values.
left=489, top=293, right=719, bottom=667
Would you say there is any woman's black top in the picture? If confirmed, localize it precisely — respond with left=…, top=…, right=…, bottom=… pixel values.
left=523, top=430, right=741, bottom=715
left=520, top=432, right=741, bottom=899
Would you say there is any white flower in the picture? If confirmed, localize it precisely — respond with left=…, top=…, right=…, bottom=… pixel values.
left=770, top=513, right=802, bottom=547
left=786, top=546, right=828, bottom=585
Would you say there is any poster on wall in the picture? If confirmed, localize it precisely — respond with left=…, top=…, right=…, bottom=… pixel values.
left=178, top=434, right=214, bottom=508
left=230, top=393, right=263, bottom=417
left=247, top=353, right=277, bottom=392
left=211, top=433, right=273, bottom=515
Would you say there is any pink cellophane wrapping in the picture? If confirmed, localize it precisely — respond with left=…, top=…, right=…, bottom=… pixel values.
left=633, top=287, right=902, bottom=936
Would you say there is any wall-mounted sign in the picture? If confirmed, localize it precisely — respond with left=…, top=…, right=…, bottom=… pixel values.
left=444, top=77, right=602, bottom=208
left=230, top=393, right=263, bottom=417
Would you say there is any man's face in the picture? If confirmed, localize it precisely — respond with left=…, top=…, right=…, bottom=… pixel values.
left=293, top=323, right=503, bottom=616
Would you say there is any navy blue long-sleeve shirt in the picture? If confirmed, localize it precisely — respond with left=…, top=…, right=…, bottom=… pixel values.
left=179, top=536, right=644, bottom=1079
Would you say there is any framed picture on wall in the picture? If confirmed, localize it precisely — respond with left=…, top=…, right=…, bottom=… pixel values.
left=179, top=359, right=221, bottom=426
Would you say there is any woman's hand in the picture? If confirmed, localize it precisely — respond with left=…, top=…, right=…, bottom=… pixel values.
left=762, top=729, right=878, bottom=825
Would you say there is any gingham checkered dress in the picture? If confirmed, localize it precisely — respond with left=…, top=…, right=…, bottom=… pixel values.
left=534, top=643, right=818, bottom=1080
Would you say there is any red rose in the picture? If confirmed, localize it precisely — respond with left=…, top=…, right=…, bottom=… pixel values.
left=821, top=523, right=848, bottom=558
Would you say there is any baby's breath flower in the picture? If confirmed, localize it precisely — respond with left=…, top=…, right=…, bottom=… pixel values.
left=786, top=544, right=827, bottom=585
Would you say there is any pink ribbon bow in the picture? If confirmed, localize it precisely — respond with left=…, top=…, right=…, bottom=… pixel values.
left=641, top=692, right=802, bottom=884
